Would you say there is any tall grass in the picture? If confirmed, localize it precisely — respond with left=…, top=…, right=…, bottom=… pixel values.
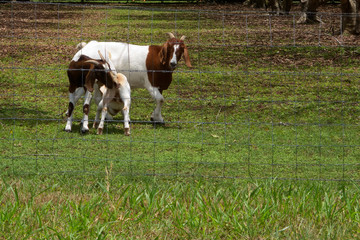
left=1, top=175, right=360, bottom=239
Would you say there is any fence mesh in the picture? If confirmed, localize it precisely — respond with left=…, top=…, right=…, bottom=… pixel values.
left=0, top=2, right=359, bottom=181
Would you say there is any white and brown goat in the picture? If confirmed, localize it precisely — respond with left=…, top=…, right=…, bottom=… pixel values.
left=92, top=72, right=131, bottom=136
left=75, top=33, right=192, bottom=123
left=65, top=50, right=131, bottom=135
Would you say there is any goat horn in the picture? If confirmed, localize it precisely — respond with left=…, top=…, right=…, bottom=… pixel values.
left=166, top=32, right=175, bottom=39
left=85, top=60, right=100, bottom=65
left=98, top=50, right=106, bottom=62
left=98, top=50, right=113, bottom=70
left=180, top=35, right=186, bottom=41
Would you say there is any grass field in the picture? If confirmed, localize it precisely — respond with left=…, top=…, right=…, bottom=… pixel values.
left=0, top=2, right=360, bottom=238
left=1, top=175, right=360, bottom=239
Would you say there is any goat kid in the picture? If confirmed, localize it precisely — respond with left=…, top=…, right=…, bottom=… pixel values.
left=92, top=72, right=131, bottom=136
left=65, top=50, right=120, bottom=133
left=76, top=32, right=192, bottom=123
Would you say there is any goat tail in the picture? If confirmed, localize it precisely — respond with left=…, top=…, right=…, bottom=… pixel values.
left=76, top=42, right=87, bottom=50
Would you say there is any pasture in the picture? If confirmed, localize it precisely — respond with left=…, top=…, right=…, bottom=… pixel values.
left=0, top=2, right=360, bottom=238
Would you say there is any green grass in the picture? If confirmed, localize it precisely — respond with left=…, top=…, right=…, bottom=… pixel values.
left=1, top=175, right=360, bottom=239
left=1, top=3, right=360, bottom=180
left=1, top=3, right=360, bottom=238
left=1, top=3, right=360, bottom=179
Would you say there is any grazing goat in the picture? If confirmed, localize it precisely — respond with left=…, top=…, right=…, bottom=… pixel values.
left=92, top=72, right=131, bottom=136
left=65, top=50, right=120, bottom=133
left=76, top=32, right=192, bottom=123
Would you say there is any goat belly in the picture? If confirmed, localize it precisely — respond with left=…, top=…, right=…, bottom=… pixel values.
left=107, top=102, right=122, bottom=116
left=154, top=72, right=172, bottom=90
left=147, top=71, right=173, bottom=91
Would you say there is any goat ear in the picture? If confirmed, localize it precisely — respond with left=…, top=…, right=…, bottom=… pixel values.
left=159, top=43, right=168, bottom=66
left=85, top=66, right=96, bottom=92
left=183, top=45, right=192, bottom=68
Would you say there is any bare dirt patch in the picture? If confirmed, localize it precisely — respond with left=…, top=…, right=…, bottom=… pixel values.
left=1, top=2, right=360, bottom=70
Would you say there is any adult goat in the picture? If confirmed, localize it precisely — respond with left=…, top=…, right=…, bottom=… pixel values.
left=76, top=32, right=192, bottom=123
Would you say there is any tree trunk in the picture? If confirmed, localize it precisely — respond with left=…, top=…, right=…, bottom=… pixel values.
left=268, top=0, right=293, bottom=15
left=245, top=0, right=266, bottom=9
left=297, top=0, right=325, bottom=24
left=283, top=0, right=292, bottom=13
left=341, top=0, right=360, bottom=34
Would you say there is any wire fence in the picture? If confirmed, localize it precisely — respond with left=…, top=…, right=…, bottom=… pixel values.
left=0, top=1, right=359, bottom=181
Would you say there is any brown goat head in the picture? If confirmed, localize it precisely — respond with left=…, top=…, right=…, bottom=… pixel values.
left=159, top=32, right=192, bottom=70
left=84, top=53, right=120, bottom=92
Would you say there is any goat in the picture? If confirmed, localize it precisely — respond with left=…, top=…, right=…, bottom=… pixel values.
left=75, top=32, right=192, bottom=123
left=92, top=72, right=131, bottom=136
left=65, top=50, right=120, bottom=133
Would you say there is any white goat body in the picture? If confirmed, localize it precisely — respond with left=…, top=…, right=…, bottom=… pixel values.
left=76, top=33, right=192, bottom=123
left=93, top=73, right=131, bottom=136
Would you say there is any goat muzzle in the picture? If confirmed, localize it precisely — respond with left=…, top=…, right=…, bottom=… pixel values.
left=170, top=62, right=177, bottom=70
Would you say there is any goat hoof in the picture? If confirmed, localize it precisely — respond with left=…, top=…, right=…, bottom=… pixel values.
left=65, top=129, right=71, bottom=133
left=81, top=129, right=89, bottom=134
left=124, top=128, right=130, bottom=136
left=150, top=117, right=165, bottom=125
left=97, top=128, right=103, bottom=135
